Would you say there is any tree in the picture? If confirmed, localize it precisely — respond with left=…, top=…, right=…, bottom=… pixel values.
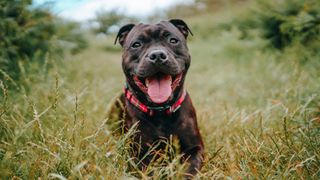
left=92, top=10, right=124, bottom=34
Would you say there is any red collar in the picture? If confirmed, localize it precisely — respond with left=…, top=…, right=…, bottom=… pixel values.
left=124, top=85, right=186, bottom=116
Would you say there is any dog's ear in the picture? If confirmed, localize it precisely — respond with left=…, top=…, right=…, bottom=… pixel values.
left=114, top=24, right=135, bottom=46
left=169, top=19, right=193, bottom=38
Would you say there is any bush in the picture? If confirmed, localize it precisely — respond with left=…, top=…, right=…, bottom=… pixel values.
left=258, top=0, right=320, bottom=49
left=227, top=0, right=320, bottom=50
left=0, top=0, right=88, bottom=86
left=0, top=0, right=56, bottom=81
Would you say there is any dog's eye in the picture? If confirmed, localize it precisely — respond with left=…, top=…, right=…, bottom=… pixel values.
left=169, top=38, right=179, bottom=44
left=131, top=42, right=142, bottom=48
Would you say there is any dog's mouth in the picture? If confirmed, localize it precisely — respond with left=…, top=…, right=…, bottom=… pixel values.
left=133, top=73, right=183, bottom=104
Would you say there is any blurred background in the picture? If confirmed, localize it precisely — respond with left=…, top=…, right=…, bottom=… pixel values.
left=0, top=0, right=319, bottom=179
left=1, top=0, right=320, bottom=83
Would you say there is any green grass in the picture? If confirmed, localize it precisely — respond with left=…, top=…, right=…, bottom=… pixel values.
left=1, top=3, right=320, bottom=179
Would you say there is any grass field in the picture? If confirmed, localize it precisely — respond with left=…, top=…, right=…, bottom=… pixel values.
left=1, top=2, right=320, bottom=179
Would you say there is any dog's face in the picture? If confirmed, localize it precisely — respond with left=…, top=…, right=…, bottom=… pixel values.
left=115, top=19, right=192, bottom=105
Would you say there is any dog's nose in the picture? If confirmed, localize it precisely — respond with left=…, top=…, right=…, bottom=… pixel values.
left=148, top=50, right=168, bottom=64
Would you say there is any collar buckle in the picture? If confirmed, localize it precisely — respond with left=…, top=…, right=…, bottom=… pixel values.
left=148, top=105, right=170, bottom=111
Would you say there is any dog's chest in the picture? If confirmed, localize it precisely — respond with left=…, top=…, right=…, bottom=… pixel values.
left=130, top=113, right=178, bottom=139
left=150, top=116, right=176, bottom=135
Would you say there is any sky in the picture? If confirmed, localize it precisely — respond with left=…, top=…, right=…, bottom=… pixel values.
left=33, top=0, right=193, bottom=21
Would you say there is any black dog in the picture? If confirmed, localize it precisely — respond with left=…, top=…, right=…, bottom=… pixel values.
left=113, top=19, right=204, bottom=178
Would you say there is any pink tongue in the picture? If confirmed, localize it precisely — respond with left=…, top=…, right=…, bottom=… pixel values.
left=146, top=75, right=172, bottom=104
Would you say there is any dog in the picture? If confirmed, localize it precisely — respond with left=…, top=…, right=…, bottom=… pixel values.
left=112, top=19, right=204, bottom=178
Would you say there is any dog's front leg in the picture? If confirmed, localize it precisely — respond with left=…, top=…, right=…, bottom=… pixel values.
left=177, top=121, right=204, bottom=178
left=176, top=100, right=204, bottom=178
left=181, top=144, right=204, bottom=178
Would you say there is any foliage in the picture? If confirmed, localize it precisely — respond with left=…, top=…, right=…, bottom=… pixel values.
left=257, top=0, right=320, bottom=49
left=54, top=19, right=88, bottom=55
left=0, top=0, right=56, bottom=81
left=91, top=10, right=125, bottom=34
left=0, top=0, right=88, bottom=85
left=223, top=0, right=320, bottom=50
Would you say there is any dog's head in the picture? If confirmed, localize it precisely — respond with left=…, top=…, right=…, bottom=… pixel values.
left=115, top=19, right=192, bottom=105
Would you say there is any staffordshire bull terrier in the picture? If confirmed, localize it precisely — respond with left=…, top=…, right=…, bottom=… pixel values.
left=113, top=19, right=204, bottom=178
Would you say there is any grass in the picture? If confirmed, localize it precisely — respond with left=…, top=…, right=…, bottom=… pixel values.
left=1, top=3, right=320, bottom=179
